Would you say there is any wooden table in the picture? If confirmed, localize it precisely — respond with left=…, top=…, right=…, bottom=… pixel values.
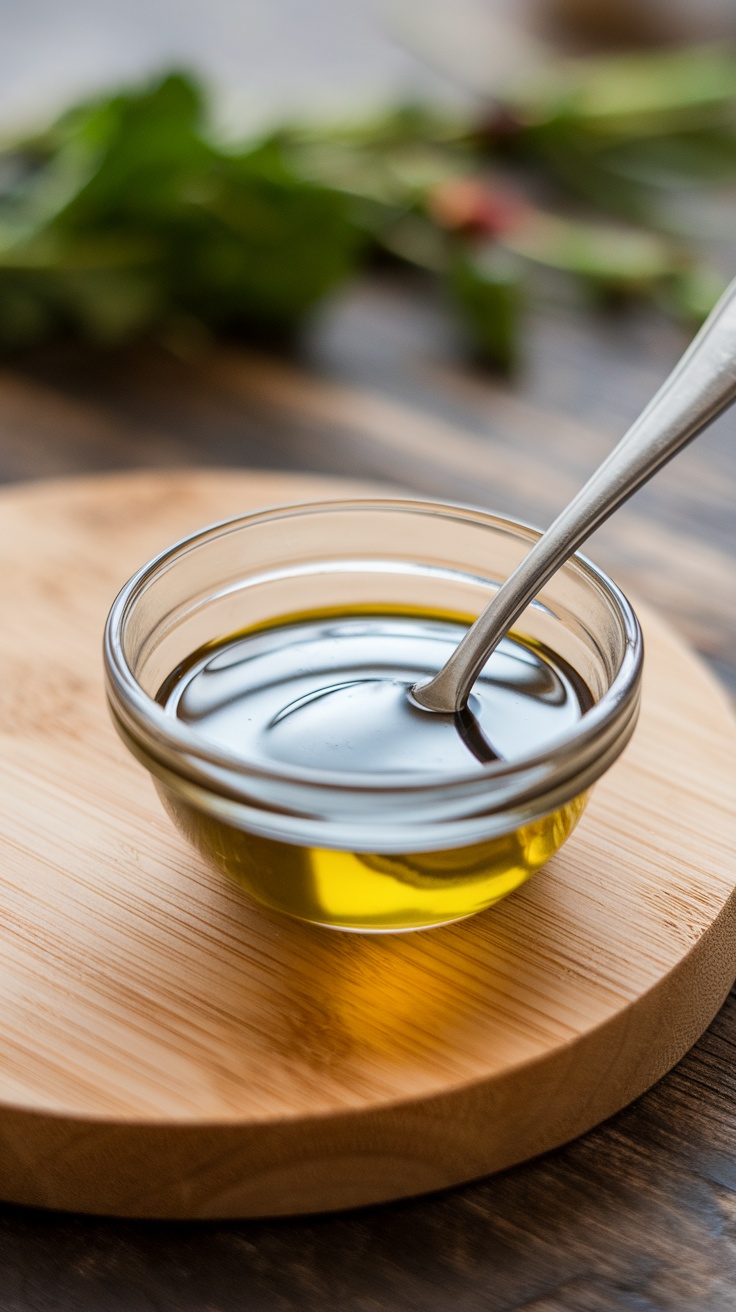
left=1, top=276, right=735, bottom=1308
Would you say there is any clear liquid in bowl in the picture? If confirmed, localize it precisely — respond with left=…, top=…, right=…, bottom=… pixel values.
left=157, top=609, right=591, bottom=931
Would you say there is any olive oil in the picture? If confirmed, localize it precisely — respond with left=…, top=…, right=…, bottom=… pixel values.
left=158, top=611, right=591, bottom=931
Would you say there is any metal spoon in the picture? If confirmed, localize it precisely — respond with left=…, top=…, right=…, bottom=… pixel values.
left=412, top=275, right=736, bottom=714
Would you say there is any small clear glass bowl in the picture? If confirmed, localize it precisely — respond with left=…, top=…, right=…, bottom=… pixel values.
left=104, top=499, right=643, bottom=933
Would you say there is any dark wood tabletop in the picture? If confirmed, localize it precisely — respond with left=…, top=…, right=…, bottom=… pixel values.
left=0, top=269, right=734, bottom=1310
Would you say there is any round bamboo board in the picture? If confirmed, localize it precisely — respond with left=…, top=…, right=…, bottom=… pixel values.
left=0, top=468, right=734, bottom=1220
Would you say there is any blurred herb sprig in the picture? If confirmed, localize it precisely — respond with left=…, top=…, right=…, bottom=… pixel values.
left=0, top=48, right=734, bottom=369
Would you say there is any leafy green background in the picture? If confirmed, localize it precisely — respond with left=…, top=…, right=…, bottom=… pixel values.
left=1, top=49, right=734, bottom=367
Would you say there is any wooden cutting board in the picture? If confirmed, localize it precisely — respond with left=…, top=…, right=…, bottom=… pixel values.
left=0, top=468, right=734, bottom=1219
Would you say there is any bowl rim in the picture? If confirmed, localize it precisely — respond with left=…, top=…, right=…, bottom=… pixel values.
left=104, top=496, right=643, bottom=804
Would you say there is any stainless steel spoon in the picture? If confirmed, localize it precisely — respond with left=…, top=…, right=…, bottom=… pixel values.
left=412, top=275, right=736, bottom=714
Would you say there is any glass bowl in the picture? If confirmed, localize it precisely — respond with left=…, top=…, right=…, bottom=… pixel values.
left=104, top=498, right=643, bottom=932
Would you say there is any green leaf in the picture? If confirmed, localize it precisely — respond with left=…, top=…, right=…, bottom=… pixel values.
left=0, top=72, right=365, bottom=346
left=160, top=139, right=365, bottom=327
left=502, top=47, right=736, bottom=223
left=598, top=130, right=736, bottom=189
left=55, top=73, right=210, bottom=224
left=514, top=46, right=736, bottom=138
left=450, top=246, right=521, bottom=369
left=503, top=212, right=678, bottom=288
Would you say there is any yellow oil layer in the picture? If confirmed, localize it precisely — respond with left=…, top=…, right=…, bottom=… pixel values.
left=159, top=787, right=588, bottom=932
left=158, top=605, right=593, bottom=931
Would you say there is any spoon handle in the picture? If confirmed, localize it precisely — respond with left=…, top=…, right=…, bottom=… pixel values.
left=414, top=275, right=736, bottom=713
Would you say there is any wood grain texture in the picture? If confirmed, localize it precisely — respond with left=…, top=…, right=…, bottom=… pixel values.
left=0, top=467, right=734, bottom=1220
